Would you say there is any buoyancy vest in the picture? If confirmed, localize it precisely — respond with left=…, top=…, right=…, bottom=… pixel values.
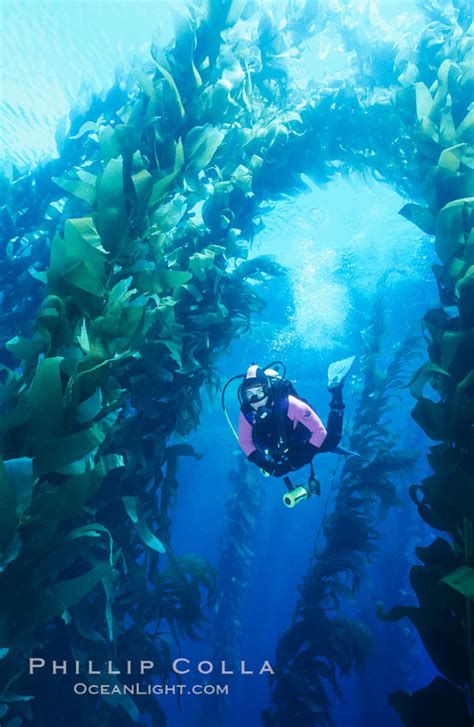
left=242, top=379, right=313, bottom=458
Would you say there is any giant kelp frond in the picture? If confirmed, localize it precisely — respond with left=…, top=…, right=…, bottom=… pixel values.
left=198, top=455, right=265, bottom=727
left=374, top=4, right=474, bottom=723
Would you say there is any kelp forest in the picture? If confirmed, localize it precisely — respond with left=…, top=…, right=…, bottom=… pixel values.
left=0, top=1, right=473, bottom=726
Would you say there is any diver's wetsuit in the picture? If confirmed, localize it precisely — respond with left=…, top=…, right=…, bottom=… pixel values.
left=238, top=387, right=344, bottom=477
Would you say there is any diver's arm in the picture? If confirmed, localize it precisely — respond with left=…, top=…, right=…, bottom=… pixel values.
left=238, top=412, right=276, bottom=474
left=287, top=395, right=327, bottom=449
left=238, top=412, right=256, bottom=456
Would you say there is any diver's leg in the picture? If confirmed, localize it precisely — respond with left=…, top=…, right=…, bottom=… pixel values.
left=320, top=355, right=355, bottom=452
left=320, top=386, right=344, bottom=451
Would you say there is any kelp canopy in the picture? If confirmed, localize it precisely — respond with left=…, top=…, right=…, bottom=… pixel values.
left=0, top=0, right=473, bottom=726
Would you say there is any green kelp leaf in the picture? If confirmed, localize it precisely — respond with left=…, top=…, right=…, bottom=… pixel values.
left=411, top=399, right=451, bottom=441
left=102, top=574, right=114, bottom=641
left=440, top=330, right=469, bottom=373
left=77, top=318, right=90, bottom=355
left=123, top=496, right=166, bottom=553
left=158, top=339, right=182, bottom=367
left=189, top=302, right=228, bottom=328
left=75, top=387, right=103, bottom=424
left=96, top=157, right=128, bottom=254
left=77, top=169, right=97, bottom=186
left=399, top=204, right=436, bottom=234
left=65, top=216, right=108, bottom=255
left=149, top=140, right=185, bottom=207
left=69, top=120, right=99, bottom=140
left=65, top=260, right=106, bottom=297
left=440, top=103, right=457, bottom=147
left=435, top=198, right=474, bottom=262
left=155, top=63, right=185, bottom=127
left=153, top=194, right=187, bottom=232
left=184, top=124, right=225, bottom=171
left=131, top=68, right=154, bottom=97
left=456, top=265, right=474, bottom=325
left=34, top=410, right=119, bottom=476
left=52, top=175, right=96, bottom=206
left=456, top=108, right=474, bottom=145
left=5, top=329, right=50, bottom=363
left=65, top=523, right=114, bottom=565
left=409, top=363, right=455, bottom=400
left=441, top=566, right=474, bottom=600
left=54, top=453, right=97, bottom=477
left=132, top=168, right=153, bottom=219
left=74, top=602, right=106, bottom=643
left=49, top=218, right=107, bottom=298
left=398, top=61, right=418, bottom=87
left=149, top=171, right=180, bottom=207
left=175, top=283, right=204, bottom=302
left=98, top=125, right=122, bottom=161
left=4, top=458, right=34, bottom=520
left=30, top=455, right=121, bottom=522
left=415, top=82, right=433, bottom=121
left=28, top=266, right=48, bottom=284
left=31, top=562, right=113, bottom=632
left=28, top=356, right=64, bottom=442
left=155, top=270, right=192, bottom=293
left=0, top=459, right=17, bottom=557
left=438, top=58, right=462, bottom=89
left=188, top=248, right=215, bottom=279
left=114, top=124, right=140, bottom=157
left=438, top=144, right=467, bottom=176
left=103, top=276, right=137, bottom=316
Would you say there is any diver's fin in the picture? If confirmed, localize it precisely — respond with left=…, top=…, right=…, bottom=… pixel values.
left=333, top=444, right=361, bottom=457
left=327, top=355, right=355, bottom=390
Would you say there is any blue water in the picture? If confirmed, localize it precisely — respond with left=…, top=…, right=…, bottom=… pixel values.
left=165, top=176, right=438, bottom=726
left=1, top=1, right=446, bottom=726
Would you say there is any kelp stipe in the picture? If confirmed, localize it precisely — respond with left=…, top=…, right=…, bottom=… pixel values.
left=261, top=284, right=419, bottom=727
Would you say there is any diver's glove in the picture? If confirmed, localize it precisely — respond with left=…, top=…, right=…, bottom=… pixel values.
left=247, top=450, right=275, bottom=475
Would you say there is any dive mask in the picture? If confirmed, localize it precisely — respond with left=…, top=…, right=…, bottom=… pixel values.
left=242, top=384, right=269, bottom=404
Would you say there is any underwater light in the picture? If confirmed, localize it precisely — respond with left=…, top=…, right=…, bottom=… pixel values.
left=283, top=485, right=310, bottom=508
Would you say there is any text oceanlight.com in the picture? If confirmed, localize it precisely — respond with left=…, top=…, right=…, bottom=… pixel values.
left=73, top=683, right=230, bottom=696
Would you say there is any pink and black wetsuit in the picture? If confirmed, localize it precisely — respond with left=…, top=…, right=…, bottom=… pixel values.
left=238, top=385, right=345, bottom=477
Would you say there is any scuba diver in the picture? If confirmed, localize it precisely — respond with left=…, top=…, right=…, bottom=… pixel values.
left=222, top=358, right=355, bottom=507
